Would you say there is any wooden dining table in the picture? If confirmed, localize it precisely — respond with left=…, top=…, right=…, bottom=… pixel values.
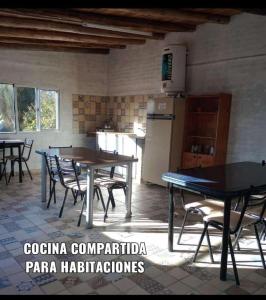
left=36, top=147, right=138, bottom=228
left=0, top=139, right=24, bottom=183
left=162, top=161, right=266, bottom=282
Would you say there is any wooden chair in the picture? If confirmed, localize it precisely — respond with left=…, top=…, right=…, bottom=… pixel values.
left=94, top=149, right=128, bottom=222
left=6, top=138, right=34, bottom=182
left=176, top=188, right=225, bottom=246
left=192, top=187, right=266, bottom=285
left=54, top=155, right=105, bottom=226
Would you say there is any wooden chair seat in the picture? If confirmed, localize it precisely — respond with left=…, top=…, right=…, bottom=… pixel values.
left=184, top=198, right=224, bottom=215
left=203, top=210, right=258, bottom=229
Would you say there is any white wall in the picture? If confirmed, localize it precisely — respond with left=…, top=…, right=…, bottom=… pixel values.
left=108, top=13, right=266, bottom=163
left=1, top=12, right=266, bottom=172
left=0, top=49, right=108, bottom=170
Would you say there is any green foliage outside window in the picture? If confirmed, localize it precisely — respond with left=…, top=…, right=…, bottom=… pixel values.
left=0, top=84, right=58, bottom=133
left=40, top=90, right=57, bottom=130
left=17, top=87, right=36, bottom=131
left=0, top=84, right=15, bottom=132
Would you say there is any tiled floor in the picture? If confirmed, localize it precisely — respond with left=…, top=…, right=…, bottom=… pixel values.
left=0, top=173, right=265, bottom=295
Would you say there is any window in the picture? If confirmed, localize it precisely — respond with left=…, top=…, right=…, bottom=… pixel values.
left=17, top=87, right=37, bottom=131
left=39, top=90, right=59, bottom=130
left=0, top=84, right=16, bottom=133
left=0, top=83, right=59, bottom=133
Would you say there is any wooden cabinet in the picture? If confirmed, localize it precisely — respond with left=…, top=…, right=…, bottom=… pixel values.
left=181, top=93, right=231, bottom=169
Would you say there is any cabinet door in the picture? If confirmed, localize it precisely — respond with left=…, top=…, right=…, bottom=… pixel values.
left=116, top=135, right=124, bottom=176
left=106, top=133, right=117, bottom=152
left=182, top=152, right=198, bottom=169
left=96, top=133, right=106, bottom=151
left=197, top=154, right=214, bottom=168
left=122, top=135, right=137, bottom=178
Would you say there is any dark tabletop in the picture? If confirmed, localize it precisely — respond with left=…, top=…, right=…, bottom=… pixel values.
left=36, top=147, right=138, bottom=167
left=0, top=139, right=24, bottom=147
left=162, top=162, right=266, bottom=198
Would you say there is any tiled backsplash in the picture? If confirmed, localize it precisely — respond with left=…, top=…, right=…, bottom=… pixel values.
left=72, top=94, right=156, bottom=134
left=72, top=94, right=108, bottom=134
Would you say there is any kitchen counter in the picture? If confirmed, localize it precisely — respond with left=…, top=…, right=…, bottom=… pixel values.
left=88, top=131, right=145, bottom=139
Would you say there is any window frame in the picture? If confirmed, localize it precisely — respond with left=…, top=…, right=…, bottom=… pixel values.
left=15, top=86, right=38, bottom=133
left=0, top=83, right=16, bottom=134
left=0, top=83, right=60, bottom=134
left=38, top=88, right=60, bottom=132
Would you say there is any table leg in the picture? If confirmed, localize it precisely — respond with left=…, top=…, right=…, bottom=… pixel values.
left=125, top=162, right=133, bottom=218
left=10, top=147, right=14, bottom=177
left=86, top=167, right=94, bottom=229
left=41, top=154, right=47, bottom=203
left=220, top=197, right=232, bottom=281
left=168, top=183, right=174, bottom=252
left=18, top=145, right=23, bottom=183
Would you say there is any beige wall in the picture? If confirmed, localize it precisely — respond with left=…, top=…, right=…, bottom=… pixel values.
left=108, top=13, right=266, bottom=164
left=1, top=12, right=266, bottom=171
left=0, top=49, right=108, bottom=170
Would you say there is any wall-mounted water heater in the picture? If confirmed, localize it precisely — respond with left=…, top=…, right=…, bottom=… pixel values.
left=161, top=44, right=187, bottom=96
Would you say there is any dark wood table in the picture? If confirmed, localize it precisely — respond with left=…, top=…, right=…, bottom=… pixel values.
left=0, top=139, right=24, bottom=183
left=162, top=161, right=266, bottom=282
left=36, top=147, right=138, bottom=228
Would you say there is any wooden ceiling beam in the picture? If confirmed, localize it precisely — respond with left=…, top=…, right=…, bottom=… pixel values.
left=0, top=26, right=145, bottom=45
left=0, top=37, right=126, bottom=49
left=0, top=14, right=165, bottom=40
left=240, top=9, right=266, bottom=15
left=0, top=42, right=110, bottom=54
left=77, top=8, right=231, bottom=24
left=183, top=8, right=241, bottom=17
left=0, top=9, right=196, bottom=33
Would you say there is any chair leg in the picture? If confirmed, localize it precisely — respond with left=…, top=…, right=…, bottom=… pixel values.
left=206, top=229, right=214, bottom=263
left=72, top=189, right=78, bottom=205
left=8, top=167, right=13, bottom=183
left=193, top=222, right=208, bottom=263
left=177, top=209, right=189, bottom=245
left=59, top=189, right=69, bottom=218
left=24, top=161, right=32, bottom=180
left=228, top=236, right=240, bottom=286
left=104, top=189, right=112, bottom=222
left=233, top=227, right=243, bottom=251
left=259, top=221, right=266, bottom=240
left=47, top=182, right=55, bottom=209
left=53, top=183, right=57, bottom=204
left=123, top=187, right=127, bottom=196
left=95, top=188, right=100, bottom=201
left=254, top=223, right=266, bottom=269
left=77, top=194, right=86, bottom=227
left=2, top=161, right=8, bottom=185
left=97, top=187, right=106, bottom=211
left=110, top=189, right=116, bottom=208
left=11, top=160, right=14, bottom=176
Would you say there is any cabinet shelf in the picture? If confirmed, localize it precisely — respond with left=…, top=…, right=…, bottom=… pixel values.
left=181, top=93, right=231, bottom=169
left=188, top=135, right=216, bottom=139
left=188, top=111, right=217, bottom=115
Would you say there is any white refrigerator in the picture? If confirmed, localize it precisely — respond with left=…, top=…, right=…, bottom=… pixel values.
left=142, top=96, right=185, bottom=186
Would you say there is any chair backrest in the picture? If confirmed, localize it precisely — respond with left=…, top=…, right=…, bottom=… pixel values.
left=231, top=186, right=266, bottom=234
left=44, top=152, right=57, bottom=179
left=99, top=148, right=135, bottom=178
left=99, top=148, right=118, bottom=178
left=22, top=138, right=34, bottom=161
left=49, top=145, right=73, bottom=149
left=54, top=155, right=80, bottom=190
